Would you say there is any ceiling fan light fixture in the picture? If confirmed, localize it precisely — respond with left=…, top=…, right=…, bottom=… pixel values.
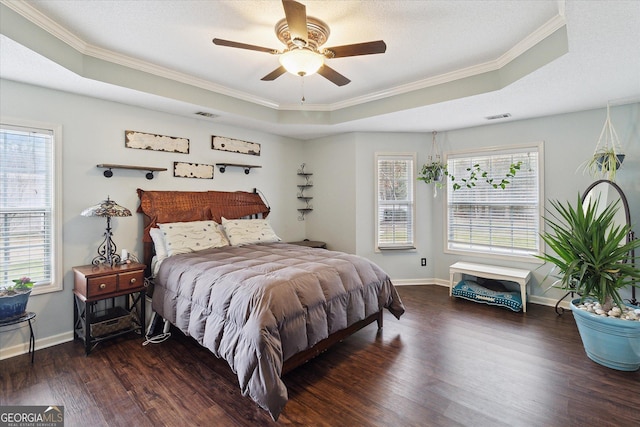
left=279, top=48, right=324, bottom=77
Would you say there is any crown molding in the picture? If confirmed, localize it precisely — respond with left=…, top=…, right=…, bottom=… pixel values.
left=3, top=0, right=566, bottom=114
left=1, top=0, right=279, bottom=109
left=300, top=13, right=567, bottom=112
left=1, top=0, right=85, bottom=51
left=83, top=44, right=280, bottom=109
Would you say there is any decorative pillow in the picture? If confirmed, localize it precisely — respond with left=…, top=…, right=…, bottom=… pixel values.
left=158, top=220, right=228, bottom=256
left=452, top=279, right=523, bottom=312
left=149, top=227, right=169, bottom=262
left=221, top=217, right=281, bottom=246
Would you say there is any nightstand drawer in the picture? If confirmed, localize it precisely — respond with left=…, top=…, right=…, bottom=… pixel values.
left=87, top=274, right=118, bottom=296
left=119, top=270, right=144, bottom=291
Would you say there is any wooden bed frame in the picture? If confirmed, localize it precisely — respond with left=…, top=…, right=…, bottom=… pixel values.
left=136, top=189, right=383, bottom=374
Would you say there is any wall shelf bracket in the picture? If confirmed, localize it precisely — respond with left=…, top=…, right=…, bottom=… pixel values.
left=216, top=163, right=262, bottom=174
left=97, top=164, right=167, bottom=180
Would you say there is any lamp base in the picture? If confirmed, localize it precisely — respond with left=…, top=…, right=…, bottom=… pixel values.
left=92, top=217, right=120, bottom=266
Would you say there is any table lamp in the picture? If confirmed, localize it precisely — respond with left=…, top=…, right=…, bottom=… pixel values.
left=81, top=196, right=132, bottom=265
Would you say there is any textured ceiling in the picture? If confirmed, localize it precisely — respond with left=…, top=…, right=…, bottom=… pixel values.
left=1, top=0, right=639, bottom=139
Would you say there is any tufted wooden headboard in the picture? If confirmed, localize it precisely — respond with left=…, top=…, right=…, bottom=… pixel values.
left=136, top=189, right=270, bottom=276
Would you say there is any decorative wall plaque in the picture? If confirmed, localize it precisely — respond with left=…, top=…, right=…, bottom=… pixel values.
left=212, top=136, right=260, bottom=156
left=173, top=162, right=214, bottom=179
left=125, top=130, right=189, bottom=154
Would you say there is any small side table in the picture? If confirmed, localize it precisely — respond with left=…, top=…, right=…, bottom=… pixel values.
left=73, top=262, right=146, bottom=355
left=288, top=240, right=327, bottom=249
left=0, top=311, right=36, bottom=363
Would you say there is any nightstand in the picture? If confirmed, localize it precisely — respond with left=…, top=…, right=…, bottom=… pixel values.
left=73, top=262, right=146, bottom=355
left=288, top=239, right=327, bottom=249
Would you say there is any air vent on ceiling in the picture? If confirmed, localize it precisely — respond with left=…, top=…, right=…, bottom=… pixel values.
left=195, top=112, right=218, bottom=118
left=485, top=113, right=512, bottom=120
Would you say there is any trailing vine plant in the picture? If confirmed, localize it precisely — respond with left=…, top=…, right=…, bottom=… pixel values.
left=447, top=161, right=523, bottom=190
left=417, top=131, right=524, bottom=192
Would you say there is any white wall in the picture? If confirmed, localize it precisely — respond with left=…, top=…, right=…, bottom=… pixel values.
left=354, top=132, right=437, bottom=281
left=432, top=104, right=640, bottom=303
left=0, top=79, right=305, bottom=355
left=307, top=104, right=640, bottom=302
left=303, top=133, right=357, bottom=253
left=2, top=76, right=638, bottom=356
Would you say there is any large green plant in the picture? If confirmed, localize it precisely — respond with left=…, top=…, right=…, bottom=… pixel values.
left=536, top=195, right=640, bottom=311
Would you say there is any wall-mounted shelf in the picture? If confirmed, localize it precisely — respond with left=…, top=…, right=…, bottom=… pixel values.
left=97, top=164, right=167, bottom=180
left=216, top=163, right=262, bottom=174
left=297, top=163, right=313, bottom=220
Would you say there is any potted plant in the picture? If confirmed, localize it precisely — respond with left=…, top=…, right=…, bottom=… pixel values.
left=418, top=157, right=446, bottom=187
left=581, top=104, right=625, bottom=182
left=537, top=196, right=640, bottom=371
left=583, top=148, right=625, bottom=182
left=0, top=276, right=34, bottom=321
left=418, top=152, right=447, bottom=197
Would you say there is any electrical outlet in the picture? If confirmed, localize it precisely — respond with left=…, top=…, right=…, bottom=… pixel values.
left=421, top=258, right=427, bottom=267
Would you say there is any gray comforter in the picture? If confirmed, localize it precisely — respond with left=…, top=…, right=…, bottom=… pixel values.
left=152, top=242, right=404, bottom=419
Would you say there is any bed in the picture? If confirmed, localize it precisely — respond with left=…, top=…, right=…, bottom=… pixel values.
left=137, top=189, right=405, bottom=419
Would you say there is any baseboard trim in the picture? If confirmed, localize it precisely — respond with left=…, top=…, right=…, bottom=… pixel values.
left=0, top=331, right=74, bottom=361
left=392, top=278, right=449, bottom=287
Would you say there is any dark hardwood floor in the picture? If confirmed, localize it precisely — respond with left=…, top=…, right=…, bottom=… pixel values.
left=2, top=285, right=639, bottom=426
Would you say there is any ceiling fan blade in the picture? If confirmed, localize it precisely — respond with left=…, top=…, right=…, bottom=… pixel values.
left=212, top=38, right=278, bottom=54
left=282, top=0, right=308, bottom=47
left=261, top=66, right=287, bottom=81
left=317, top=65, right=351, bottom=86
left=323, top=40, right=387, bottom=58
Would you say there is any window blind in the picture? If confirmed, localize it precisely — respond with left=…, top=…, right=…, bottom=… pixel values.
left=0, top=125, right=54, bottom=287
left=446, top=146, right=541, bottom=257
left=376, top=154, right=415, bottom=249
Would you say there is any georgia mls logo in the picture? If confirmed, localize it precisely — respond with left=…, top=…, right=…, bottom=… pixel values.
left=44, top=406, right=63, bottom=419
left=0, top=405, right=64, bottom=427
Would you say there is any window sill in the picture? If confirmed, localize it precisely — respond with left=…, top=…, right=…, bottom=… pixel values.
left=377, top=246, right=417, bottom=251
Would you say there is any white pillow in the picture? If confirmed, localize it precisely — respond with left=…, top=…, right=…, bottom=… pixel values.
left=158, top=220, right=228, bottom=256
left=221, top=217, right=281, bottom=246
left=149, top=227, right=169, bottom=262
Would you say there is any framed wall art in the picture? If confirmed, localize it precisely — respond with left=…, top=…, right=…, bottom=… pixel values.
left=125, top=130, right=190, bottom=154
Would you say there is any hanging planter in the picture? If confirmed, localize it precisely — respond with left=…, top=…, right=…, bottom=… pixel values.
left=581, top=104, right=625, bottom=182
left=417, top=131, right=446, bottom=197
left=595, top=152, right=625, bottom=172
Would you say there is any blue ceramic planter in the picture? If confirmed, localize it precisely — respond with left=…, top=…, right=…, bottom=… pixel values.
left=0, top=290, right=31, bottom=321
left=570, top=298, right=640, bottom=371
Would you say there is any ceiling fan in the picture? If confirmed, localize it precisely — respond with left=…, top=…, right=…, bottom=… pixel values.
left=212, top=0, right=386, bottom=86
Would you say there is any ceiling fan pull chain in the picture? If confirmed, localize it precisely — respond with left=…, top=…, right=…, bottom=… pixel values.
left=301, top=76, right=306, bottom=104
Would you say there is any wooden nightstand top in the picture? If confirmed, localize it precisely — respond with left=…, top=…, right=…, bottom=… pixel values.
left=288, top=240, right=327, bottom=249
left=72, top=262, right=145, bottom=278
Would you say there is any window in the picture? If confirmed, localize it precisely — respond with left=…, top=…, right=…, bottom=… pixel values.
left=1, top=122, right=62, bottom=293
left=445, top=143, right=543, bottom=259
left=375, top=153, right=416, bottom=250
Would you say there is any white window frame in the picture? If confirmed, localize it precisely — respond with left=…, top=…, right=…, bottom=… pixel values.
left=444, top=142, right=544, bottom=262
left=1, top=119, right=63, bottom=294
left=375, top=152, right=416, bottom=251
